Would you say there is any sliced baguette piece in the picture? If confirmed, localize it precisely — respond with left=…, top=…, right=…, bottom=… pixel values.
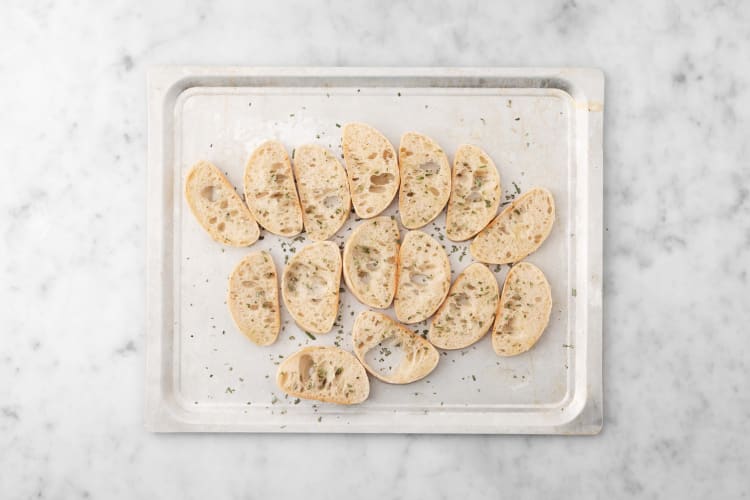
left=281, top=241, right=341, bottom=334
left=276, top=346, right=369, bottom=404
left=342, top=216, right=399, bottom=309
left=341, top=123, right=399, bottom=218
left=446, top=144, right=502, bottom=241
left=352, top=311, right=439, bottom=384
left=492, top=261, right=552, bottom=356
left=394, top=230, right=451, bottom=324
left=227, top=251, right=280, bottom=346
left=243, top=140, right=303, bottom=237
left=398, top=132, right=451, bottom=229
left=292, top=144, right=351, bottom=241
left=470, top=187, right=555, bottom=264
left=184, top=161, right=259, bottom=246
left=428, top=263, right=499, bottom=350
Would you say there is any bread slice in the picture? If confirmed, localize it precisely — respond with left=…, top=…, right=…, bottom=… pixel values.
left=492, top=261, right=552, bottom=356
left=292, top=144, right=351, bottom=241
left=281, top=241, right=341, bottom=334
left=227, top=251, right=280, bottom=346
left=394, top=230, right=451, bottom=324
left=341, top=123, right=399, bottom=218
left=342, top=216, right=399, bottom=309
left=276, top=346, right=369, bottom=404
left=184, top=161, right=260, bottom=246
left=446, top=144, right=501, bottom=241
left=470, top=187, right=555, bottom=264
left=243, top=140, right=303, bottom=237
left=352, top=311, right=439, bottom=384
left=428, top=263, right=499, bottom=350
left=398, top=132, right=451, bottom=229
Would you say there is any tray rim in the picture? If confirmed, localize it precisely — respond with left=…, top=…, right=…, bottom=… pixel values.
left=145, top=66, right=604, bottom=434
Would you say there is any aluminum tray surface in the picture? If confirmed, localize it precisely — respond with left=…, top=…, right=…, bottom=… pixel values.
left=146, top=67, right=603, bottom=434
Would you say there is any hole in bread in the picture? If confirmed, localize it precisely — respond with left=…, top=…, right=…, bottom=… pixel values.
left=220, top=200, right=228, bottom=209
left=363, top=335, right=406, bottom=378
left=428, top=187, right=440, bottom=197
left=383, top=149, right=393, bottom=161
left=418, top=161, right=440, bottom=176
left=369, top=173, right=394, bottom=193
left=241, top=280, right=255, bottom=288
left=357, top=269, right=371, bottom=285
left=365, top=207, right=374, bottom=214
left=323, top=195, right=341, bottom=209
left=410, top=273, right=430, bottom=286
left=466, top=191, right=483, bottom=203
left=299, top=355, right=314, bottom=384
left=270, top=192, right=283, bottom=199
left=208, top=216, right=217, bottom=224
left=367, top=152, right=378, bottom=160
left=274, top=173, right=288, bottom=183
left=255, top=191, right=268, bottom=198
left=200, top=186, right=219, bottom=202
left=453, top=292, right=470, bottom=307
left=217, top=222, right=226, bottom=232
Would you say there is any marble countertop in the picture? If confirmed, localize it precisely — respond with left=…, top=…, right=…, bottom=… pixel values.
left=1, top=0, right=748, bottom=498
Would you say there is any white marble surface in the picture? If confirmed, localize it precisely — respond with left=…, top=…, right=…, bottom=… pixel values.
left=1, top=0, right=749, bottom=498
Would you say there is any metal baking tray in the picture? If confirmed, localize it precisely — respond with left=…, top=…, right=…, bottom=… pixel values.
left=146, top=67, right=603, bottom=434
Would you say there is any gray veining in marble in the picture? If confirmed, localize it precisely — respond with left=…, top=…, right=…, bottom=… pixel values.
left=1, top=0, right=749, bottom=498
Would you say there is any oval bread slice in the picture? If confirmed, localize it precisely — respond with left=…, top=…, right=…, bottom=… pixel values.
left=282, top=241, right=341, bottom=334
left=394, top=230, right=451, bottom=324
left=243, top=140, right=303, bottom=237
left=184, top=161, right=260, bottom=246
left=227, top=251, right=280, bottom=346
left=342, top=216, right=399, bottom=309
left=446, top=144, right=501, bottom=241
left=470, top=187, right=555, bottom=264
left=341, top=123, right=399, bottom=218
left=492, top=261, right=552, bottom=356
left=428, top=263, right=499, bottom=350
left=292, top=144, right=351, bottom=241
left=276, top=346, right=369, bottom=404
left=398, top=132, right=451, bottom=229
left=353, top=311, right=439, bottom=384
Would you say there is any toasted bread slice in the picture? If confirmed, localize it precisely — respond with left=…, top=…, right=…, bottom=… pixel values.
left=281, top=241, right=341, bottom=334
left=342, top=216, right=399, bottom=309
left=341, top=123, right=399, bottom=218
left=243, top=140, right=303, bottom=237
left=398, top=132, right=451, bottom=229
left=292, top=144, right=351, bottom=241
left=184, top=161, right=260, bottom=246
left=428, top=263, right=499, bottom=350
left=276, top=346, right=369, bottom=404
left=394, top=230, right=451, bottom=324
left=352, top=311, right=439, bottom=384
left=227, top=252, right=280, bottom=346
left=446, top=144, right=501, bottom=241
left=492, top=261, right=552, bottom=356
left=470, top=187, right=555, bottom=264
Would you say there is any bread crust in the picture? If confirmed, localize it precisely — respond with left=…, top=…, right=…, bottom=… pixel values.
left=227, top=251, right=280, bottom=346
left=398, top=132, right=451, bottom=229
left=281, top=241, right=341, bottom=334
left=276, top=346, right=369, bottom=404
left=428, top=263, right=499, bottom=350
left=352, top=311, right=439, bottom=384
left=470, top=187, right=555, bottom=264
left=243, top=140, right=304, bottom=237
left=446, top=144, right=501, bottom=241
left=492, top=261, right=552, bottom=356
left=184, top=160, right=260, bottom=246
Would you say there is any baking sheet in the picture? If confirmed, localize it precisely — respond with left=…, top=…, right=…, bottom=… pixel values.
left=146, top=67, right=603, bottom=433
